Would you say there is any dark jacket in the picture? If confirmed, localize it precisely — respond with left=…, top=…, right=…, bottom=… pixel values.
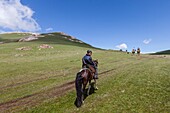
left=82, top=54, right=95, bottom=68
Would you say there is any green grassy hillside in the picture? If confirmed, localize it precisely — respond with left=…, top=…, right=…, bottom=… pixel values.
left=38, top=32, right=93, bottom=48
left=151, top=50, right=170, bottom=55
left=0, top=32, right=92, bottom=48
left=0, top=33, right=169, bottom=113
left=0, top=33, right=31, bottom=42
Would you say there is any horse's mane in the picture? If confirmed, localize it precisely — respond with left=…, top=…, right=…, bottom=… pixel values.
left=93, top=59, right=98, bottom=67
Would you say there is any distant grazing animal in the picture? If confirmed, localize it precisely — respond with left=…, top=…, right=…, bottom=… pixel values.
left=75, top=60, right=98, bottom=107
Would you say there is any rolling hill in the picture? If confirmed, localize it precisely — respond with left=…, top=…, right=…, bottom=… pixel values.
left=0, top=32, right=169, bottom=113
left=0, top=32, right=93, bottom=48
left=151, top=50, right=170, bottom=55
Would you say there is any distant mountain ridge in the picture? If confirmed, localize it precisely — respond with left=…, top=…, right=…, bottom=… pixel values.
left=0, top=32, right=93, bottom=48
left=151, top=50, right=170, bottom=55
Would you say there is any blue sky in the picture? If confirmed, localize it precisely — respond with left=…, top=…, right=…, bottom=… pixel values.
left=0, top=0, right=170, bottom=53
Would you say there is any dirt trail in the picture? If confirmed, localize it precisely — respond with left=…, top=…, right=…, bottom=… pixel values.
left=0, top=66, right=122, bottom=112
left=0, top=81, right=75, bottom=112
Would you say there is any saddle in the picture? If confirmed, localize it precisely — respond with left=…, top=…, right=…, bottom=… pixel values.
left=81, top=64, right=95, bottom=80
left=82, top=64, right=95, bottom=73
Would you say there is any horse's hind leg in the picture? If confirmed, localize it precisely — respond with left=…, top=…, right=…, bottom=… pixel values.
left=82, top=83, right=87, bottom=103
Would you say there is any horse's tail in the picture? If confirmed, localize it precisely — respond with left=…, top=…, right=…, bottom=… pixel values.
left=74, top=72, right=83, bottom=107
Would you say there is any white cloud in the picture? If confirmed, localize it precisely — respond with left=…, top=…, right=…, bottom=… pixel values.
left=0, top=0, right=41, bottom=32
left=143, top=39, right=152, bottom=44
left=116, top=43, right=128, bottom=49
left=46, top=27, right=53, bottom=32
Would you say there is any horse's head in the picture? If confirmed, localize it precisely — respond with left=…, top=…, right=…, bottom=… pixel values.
left=93, top=59, right=98, bottom=67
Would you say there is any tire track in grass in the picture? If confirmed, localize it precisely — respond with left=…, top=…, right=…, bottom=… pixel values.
left=0, top=66, right=121, bottom=112
left=0, top=81, right=75, bottom=112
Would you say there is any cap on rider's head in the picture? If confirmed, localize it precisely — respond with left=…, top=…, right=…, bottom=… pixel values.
left=87, top=50, right=92, bottom=53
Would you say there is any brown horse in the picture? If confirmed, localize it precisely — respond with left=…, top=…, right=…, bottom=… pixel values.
left=74, top=60, right=98, bottom=107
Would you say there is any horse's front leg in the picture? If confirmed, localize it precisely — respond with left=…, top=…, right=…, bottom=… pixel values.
left=87, top=80, right=91, bottom=95
left=94, top=78, right=98, bottom=90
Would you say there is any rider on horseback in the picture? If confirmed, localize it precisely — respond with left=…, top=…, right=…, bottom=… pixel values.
left=82, top=50, right=98, bottom=79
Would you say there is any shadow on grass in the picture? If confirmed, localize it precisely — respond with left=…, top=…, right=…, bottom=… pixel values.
left=83, top=82, right=96, bottom=100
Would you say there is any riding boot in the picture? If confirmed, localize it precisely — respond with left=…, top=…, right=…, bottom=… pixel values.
left=93, top=68, right=98, bottom=79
